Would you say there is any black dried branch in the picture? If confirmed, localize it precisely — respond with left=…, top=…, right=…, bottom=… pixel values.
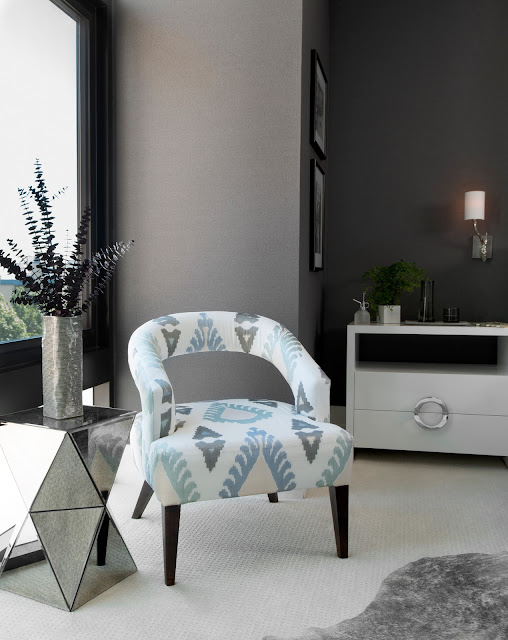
left=1, top=161, right=133, bottom=317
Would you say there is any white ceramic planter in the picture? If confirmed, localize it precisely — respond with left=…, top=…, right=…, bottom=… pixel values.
left=378, top=305, right=401, bottom=324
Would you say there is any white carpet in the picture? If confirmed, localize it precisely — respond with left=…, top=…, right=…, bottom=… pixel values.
left=1, top=447, right=508, bottom=640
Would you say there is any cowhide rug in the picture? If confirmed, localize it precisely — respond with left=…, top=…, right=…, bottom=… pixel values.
left=264, top=552, right=508, bottom=640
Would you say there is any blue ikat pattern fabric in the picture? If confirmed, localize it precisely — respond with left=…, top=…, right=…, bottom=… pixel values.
left=128, top=312, right=353, bottom=506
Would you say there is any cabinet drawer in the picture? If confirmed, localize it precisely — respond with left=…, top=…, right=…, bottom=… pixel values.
left=354, top=369, right=508, bottom=416
left=354, top=409, right=508, bottom=455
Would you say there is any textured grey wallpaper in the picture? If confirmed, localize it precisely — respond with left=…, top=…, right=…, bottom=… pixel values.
left=113, top=0, right=304, bottom=409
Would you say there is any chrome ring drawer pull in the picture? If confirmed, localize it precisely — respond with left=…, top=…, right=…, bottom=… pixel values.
left=413, top=397, right=449, bottom=430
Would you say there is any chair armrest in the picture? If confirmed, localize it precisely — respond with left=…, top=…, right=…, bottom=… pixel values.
left=291, top=349, right=331, bottom=422
left=267, top=326, right=331, bottom=422
left=128, top=330, right=175, bottom=463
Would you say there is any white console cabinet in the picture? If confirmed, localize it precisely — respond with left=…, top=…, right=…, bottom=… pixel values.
left=346, top=323, right=508, bottom=456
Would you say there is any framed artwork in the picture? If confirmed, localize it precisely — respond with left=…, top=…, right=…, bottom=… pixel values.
left=311, top=49, right=327, bottom=158
left=311, top=160, right=325, bottom=271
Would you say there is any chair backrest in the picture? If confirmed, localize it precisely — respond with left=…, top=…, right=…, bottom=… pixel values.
left=128, top=312, right=330, bottom=452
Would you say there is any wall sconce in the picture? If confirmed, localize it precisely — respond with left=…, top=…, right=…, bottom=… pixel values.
left=464, top=191, right=492, bottom=261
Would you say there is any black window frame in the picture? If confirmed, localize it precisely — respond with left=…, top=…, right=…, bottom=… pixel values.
left=0, top=0, right=113, bottom=410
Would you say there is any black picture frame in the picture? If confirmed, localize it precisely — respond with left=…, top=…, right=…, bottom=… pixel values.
left=310, top=160, right=325, bottom=271
left=311, top=49, right=327, bottom=158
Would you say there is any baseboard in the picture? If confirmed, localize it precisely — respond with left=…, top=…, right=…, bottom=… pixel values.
left=331, top=405, right=346, bottom=427
left=304, top=487, right=328, bottom=498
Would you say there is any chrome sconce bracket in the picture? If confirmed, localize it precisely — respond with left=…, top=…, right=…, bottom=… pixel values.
left=471, top=220, right=492, bottom=261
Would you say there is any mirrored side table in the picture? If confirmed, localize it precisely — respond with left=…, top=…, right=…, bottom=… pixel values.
left=0, top=406, right=137, bottom=611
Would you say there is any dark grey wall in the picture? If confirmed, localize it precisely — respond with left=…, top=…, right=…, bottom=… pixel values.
left=326, top=0, right=508, bottom=404
left=113, top=0, right=303, bottom=410
left=299, top=0, right=329, bottom=359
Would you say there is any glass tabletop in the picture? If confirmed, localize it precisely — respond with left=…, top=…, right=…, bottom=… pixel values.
left=0, top=406, right=137, bottom=434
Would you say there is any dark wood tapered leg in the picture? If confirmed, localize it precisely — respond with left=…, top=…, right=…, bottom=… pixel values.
left=329, top=485, right=349, bottom=558
left=97, top=490, right=110, bottom=566
left=132, top=481, right=154, bottom=519
left=162, top=504, right=181, bottom=586
left=97, top=513, right=109, bottom=566
left=267, top=492, right=278, bottom=503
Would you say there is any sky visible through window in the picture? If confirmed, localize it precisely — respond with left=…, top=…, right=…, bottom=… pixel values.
left=0, top=0, right=77, bottom=281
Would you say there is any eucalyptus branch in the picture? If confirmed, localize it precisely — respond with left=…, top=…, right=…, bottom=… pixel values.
left=1, top=161, right=134, bottom=317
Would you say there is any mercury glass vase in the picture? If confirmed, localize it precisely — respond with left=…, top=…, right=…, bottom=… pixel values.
left=42, top=316, right=83, bottom=419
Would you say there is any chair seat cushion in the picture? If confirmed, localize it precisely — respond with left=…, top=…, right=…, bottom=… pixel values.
left=132, top=399, right=353, bottom=506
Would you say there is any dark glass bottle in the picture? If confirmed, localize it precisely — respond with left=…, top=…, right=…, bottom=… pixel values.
left=418, top=279, right=435, bottom=322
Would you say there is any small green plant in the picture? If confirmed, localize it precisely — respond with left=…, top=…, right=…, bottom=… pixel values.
left=362, top=260, right=426, bottom=318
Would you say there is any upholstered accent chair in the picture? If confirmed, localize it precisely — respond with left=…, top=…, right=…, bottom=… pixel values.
left=128, top=312, right=353, bottom=585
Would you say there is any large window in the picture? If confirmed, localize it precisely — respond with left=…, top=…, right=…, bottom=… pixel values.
left=0, top=0, right=78, bottom=343
left=0, top=0, right=112, bottom=406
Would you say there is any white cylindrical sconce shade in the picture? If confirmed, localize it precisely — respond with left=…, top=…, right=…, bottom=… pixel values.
left=464, top=191, right=485, bottom=220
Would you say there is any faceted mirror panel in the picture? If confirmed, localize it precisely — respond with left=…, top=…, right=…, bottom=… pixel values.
left=0, top=423, right=65, bottom=509
left=32, top=507, right=104, bottom=607
left=72, top=511, right=137, bottom=610
left=0, top=518, right=39, bottom=572
left=0, top=444, right=27, bottom=553
left=81, top=418, right=132, bottom=494
left=0, top=409, right=136, bottom=611
left=0, top=515, right=68, bottom=610
left=32, top=434, right=103, bottom=511
left=0, top=526, right=15, bottom=567
left=0, top=516, right=26, bottom=577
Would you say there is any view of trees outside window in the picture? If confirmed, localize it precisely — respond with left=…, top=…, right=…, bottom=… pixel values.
left=0, top=0, right=77, bottom=343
